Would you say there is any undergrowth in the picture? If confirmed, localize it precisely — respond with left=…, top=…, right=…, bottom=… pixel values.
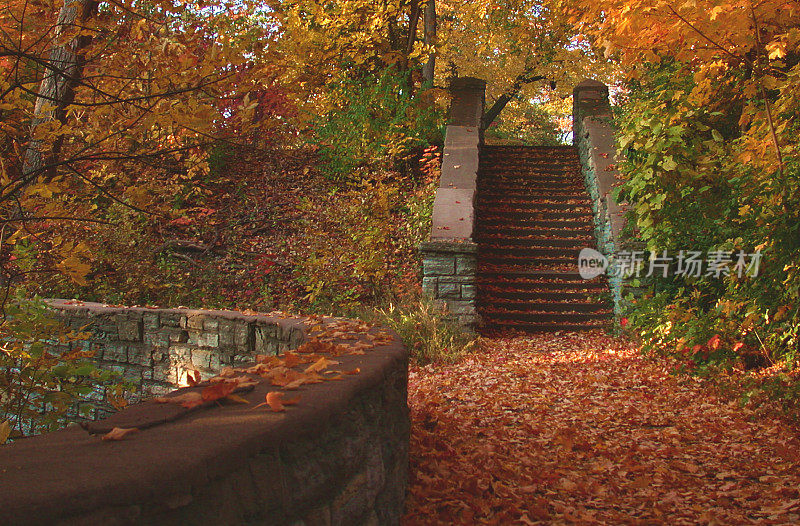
left=361, top=298, right=479, bottom=365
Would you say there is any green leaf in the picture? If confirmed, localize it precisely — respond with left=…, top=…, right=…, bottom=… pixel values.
left=661, top=156, right=677, bottom=171
left=73, top=364, right=96, bottom=376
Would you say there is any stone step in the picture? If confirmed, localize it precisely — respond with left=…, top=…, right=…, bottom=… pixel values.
left=480, top=289, right=607, bottom=301
left=480, top=245, right=583, bottom=257
left=478, top=179, right=586, bottom=192
left=477, top=201, right=591, bottom=210
left=478, top=309, right=612, bottom=323
left=480, top=167, right=581, bottom=175
left=475, top=236, right=595, bottom=246
left=477, top=218, right=594, bottom=229
left=479, top=188, right=587, bottom=196
left=478, top=269, right=588, bottom=280
left=475, top=227, right=595, bottom=239
left=478, top=209, right=592, bottom=221
left=479, top=192, right=590, bottom=201
left=479, top=320, right=611, bottom=332
left=477, top=300, right=611, bottom=313
left=477, top=276, right=607, bottom=288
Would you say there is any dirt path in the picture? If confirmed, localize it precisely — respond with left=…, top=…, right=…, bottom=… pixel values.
left=403, top=332, right=800, bottom=525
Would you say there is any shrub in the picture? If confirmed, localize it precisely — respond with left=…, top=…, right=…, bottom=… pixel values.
left=368, top=298, right=479, bottom=365
left=0, top=293, right=128, bottom=439
left=616, top=59, right=800, bottom=406
left=312, top=65, right=443, bottom=180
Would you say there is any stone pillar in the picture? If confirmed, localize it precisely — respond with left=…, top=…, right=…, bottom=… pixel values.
left=420, top=77, right=485, bottom=327
left=420, top=241, right=478, bottom=326
left=573, top=79, right=628, bottom=314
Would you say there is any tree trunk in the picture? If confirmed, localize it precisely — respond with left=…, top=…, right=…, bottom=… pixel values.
left=422, top=0, right=436, bottom=85
left=23, top=0, right=97, bottom=180
left=482, top=72, right=545, bottom=129
left=406, top=0, right=421, bottom=57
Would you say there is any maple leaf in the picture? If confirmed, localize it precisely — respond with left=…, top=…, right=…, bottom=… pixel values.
left=255, top=391, right=301, bottom=412
left=304, top=357, right=339, bottom=374
left=0, top=420, right=10, bottom=444
left=270, top=369, right=305, bottom=387
left=283, top=352, right=301, bottom=368
left=201, top=381, right=238, bottom=402
left=101, top=427, right=139, bottom=441
left=154, top=391, right=204, bottom=409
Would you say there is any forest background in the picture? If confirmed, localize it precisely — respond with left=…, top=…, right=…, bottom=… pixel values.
left=2, top=0, right=800, bottom=435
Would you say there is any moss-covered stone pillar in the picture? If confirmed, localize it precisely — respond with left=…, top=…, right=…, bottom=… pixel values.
left=420, top=77, right=485, bottom=327
left=573, top=79, right=628, bottom=314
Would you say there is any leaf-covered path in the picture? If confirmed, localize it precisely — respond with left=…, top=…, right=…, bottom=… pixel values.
left=403, top=332, right=800, bottom=525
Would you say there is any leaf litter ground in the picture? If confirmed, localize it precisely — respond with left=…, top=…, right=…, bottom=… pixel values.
left=404, top=331, right=800, bottom=525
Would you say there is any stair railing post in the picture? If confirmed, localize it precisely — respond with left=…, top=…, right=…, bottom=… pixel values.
left=420, top=77, right=486, bottom=328
left=573, top=79, right=628, bottom=316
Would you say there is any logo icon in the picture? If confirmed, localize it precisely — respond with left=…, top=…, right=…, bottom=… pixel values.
left=578, top=248, right=608, bottom=280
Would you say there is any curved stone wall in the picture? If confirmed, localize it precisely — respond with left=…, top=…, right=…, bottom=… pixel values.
left=0, top=302, right=409, bottom=526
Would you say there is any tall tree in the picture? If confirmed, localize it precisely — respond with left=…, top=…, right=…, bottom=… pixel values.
left=1, top=0, right=289, bottom=288
left=435, top=0, right=612, bottom=129
left=23, top=0, right=97, bottom=180
left=422, top=0, right=436, bottom=84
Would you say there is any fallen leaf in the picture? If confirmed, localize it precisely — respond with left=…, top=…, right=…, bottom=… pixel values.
left=256, top=391, right=301, bottom=412
left=102, top=427, right=139, bottom=441
left=186, top=369, right=201, bottom=386
left=202, top=381, right=238, bottom=402
left=154, top=391, right=204, bottom=409
left=225, top=394, right=250, bottom=404
left=0, top=420, right=10, bottom=444
left=283, top=352, right=301, bottom=367
left=305, top=357, right=339, bottom=374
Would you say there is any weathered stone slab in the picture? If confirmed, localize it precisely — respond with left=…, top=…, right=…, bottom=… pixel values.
left=437, top=281, right=461, bottom=299
left=444, top=125, right=480, bottom=149
left=431, top=188, right=475, bottom=240
left=116, top=318, right=142, bottom=342
left=440, top=147, right=479, bottom=189
left=422, top=254, right=455, bottom=276
left=422, top=277, right=437, bottom=296
left=455, top=254, right=477, bottom=275
left=461, top=284, right=477, bottom=300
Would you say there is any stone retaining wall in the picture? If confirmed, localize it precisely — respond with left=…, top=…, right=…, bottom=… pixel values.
left=47, top=299, right=305, bottom=414
left=1, top=302, right=409, bottom=526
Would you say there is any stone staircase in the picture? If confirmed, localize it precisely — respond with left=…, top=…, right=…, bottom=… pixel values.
left=476, top=145, right=612, bottom=332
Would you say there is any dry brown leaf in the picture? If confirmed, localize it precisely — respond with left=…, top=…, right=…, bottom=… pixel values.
left=154, top=391, right=204, bottom=409
left=304, top=357, right=339, bottom=374
left=0, top=420, right=10, bottom=445
left=102, top=427, right=139, bottom=441
left=255, top=391, right=301, bottom=412
left=225, top=394, right=250, bottom=404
